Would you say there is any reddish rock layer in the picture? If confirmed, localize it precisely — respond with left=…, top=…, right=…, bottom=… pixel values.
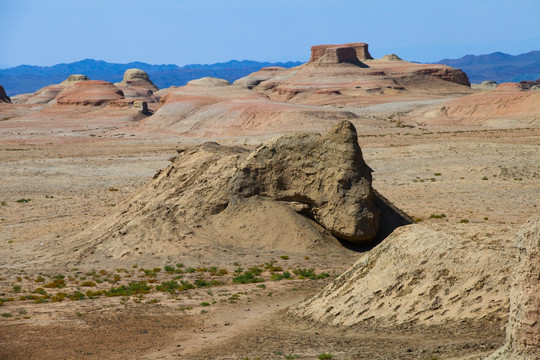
left=310, top=43, right=373, bottom=62
left=56, top=80, right=125, bottom=106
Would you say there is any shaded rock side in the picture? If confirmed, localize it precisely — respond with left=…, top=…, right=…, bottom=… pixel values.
left=0, top=85, right=11, bottom=103
left=290, top=224, right=514, bottom=328
left=310, top=43, right=373, bottom=63
left=487, top=216, right=540, bottom=360
left=229, top=120, right=380, bottom=243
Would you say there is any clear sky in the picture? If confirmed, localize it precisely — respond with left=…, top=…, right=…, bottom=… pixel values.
left=1, top=0, right=539, bottom=68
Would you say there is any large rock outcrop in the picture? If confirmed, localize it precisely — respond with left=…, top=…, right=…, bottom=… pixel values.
left=487, top=216, right=540, bottom=360
left=229, top=121, right=379, bottom=242
left=69, top=121, right=411, bottom=266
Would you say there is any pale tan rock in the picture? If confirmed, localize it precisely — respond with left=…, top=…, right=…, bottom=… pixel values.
left=187, top=77, right=231, bottom=87
left=115, top=68, right=158, bottom=91
left=69, top=122, right=410, bottom=266
left=229, top=120, right=379, bottom=243
left=487, top=216, right=540, bottom=360
left=290, top=223, right=514, bottom=328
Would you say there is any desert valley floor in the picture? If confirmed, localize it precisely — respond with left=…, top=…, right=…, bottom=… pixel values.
left=0, top=44, right=539, bottom=359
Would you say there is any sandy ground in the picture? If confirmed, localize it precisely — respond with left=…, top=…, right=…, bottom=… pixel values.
left=0, top=102, right=539, bottom=358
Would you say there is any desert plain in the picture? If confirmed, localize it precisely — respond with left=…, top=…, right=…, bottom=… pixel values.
left=0, top=43, right=538, bottom=359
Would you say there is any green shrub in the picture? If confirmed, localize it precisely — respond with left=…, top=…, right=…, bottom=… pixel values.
left=67, top=291, right=86, bottom=301
left=271, top=271, right=292, bottom=281
left=318, top=354, right=333, bottom=360
left=293, top=268, right=316, bottom=279
left=44, top=278, right=66, bottom=289
left=32, top=288, right=47, bottom=295
left=105, top=281, right=152, bottom=297
left=80, top=281, right=96, bottom=287
left=156, top=280, right=180, bottom=293
left=16, top=198, right=31, bottom=203
left=233, top=271, right=264, bottom=284
left=164, top=265, right=175, bottom=273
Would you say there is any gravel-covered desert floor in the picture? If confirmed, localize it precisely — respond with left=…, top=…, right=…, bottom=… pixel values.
left=1, top=115, right=538, bottom=359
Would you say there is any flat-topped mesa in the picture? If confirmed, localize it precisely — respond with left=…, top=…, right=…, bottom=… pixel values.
left=310, top=42, right=373, bottom=64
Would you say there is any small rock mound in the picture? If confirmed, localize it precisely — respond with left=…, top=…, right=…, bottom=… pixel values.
left=0, top=85, right=11, bottom=103
left=56, top=80, right=124, bottom=106
left=116, top=68, right=158, bottom=91
left=487, top=216, right=540, bottom=360
left=379, top=54, right=403, bottom=61
left=61, top=74, right=89, bottom=84
left=496, top=82, right=523, bottom=91
left=290, top=223, right=514, bottom=328
left=187, top=77, right=231, bottom=87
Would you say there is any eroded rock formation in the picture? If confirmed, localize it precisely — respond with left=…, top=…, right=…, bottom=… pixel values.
left=71, top=121, right=411, bottom=266
left=290, top=223, right=514, bottom=328
left=310, top=43, right=373, bottom=63
left=229, top=120, right=379, bottom=242
left=115, top=68, right=158, bottom=91
left=487, top=216, right=540, bottom=360
left=55, top=80, right=124, bottom=106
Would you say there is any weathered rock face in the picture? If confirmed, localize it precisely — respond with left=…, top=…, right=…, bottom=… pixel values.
left=310, top=43, right=373, bottom=63
left=290, top=223, right=514, bottom=329
left=229, top=121, right=379, bottom=242
left=56, top=80, right=124, bottom=106
left=488, top=216, right=540, bottom=360
left=0, top=85, right=11, bottom=103
left=116, top=68, right=158, bottom=91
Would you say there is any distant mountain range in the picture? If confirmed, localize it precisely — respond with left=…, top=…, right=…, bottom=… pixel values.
left=437, top=50, right=540, bottom=84
left=1, top=50, right=539, bottom=96
left=0, top=59, right=303, bottom=96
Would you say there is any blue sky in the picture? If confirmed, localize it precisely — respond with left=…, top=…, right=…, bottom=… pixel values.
left=1, top=0, right=539, bottom=67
